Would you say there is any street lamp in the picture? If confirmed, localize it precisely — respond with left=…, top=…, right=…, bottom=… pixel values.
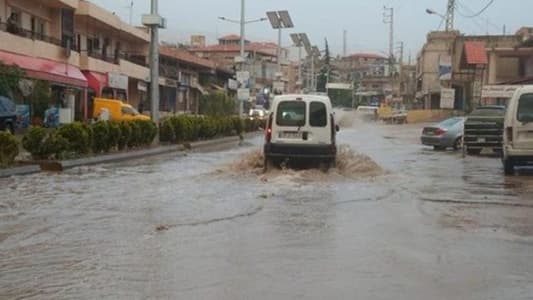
left=425, top=8, right=446, bottom=19
left=218, top=1, right=267, bottom=118
left=290, top=33, right=310, bottom=91
left=266, top=10, right=294, bottom=75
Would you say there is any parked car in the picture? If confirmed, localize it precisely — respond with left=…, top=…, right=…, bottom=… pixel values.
left=93, top=98, right=150, bottom=121
left=0, top=96, right=17, bottom=134
left=421, top=117, right=465, bottom=151
left=263, top=94, right=339, bottom=171
left=502, top=86, right=533, bottom=175
left=463, top=105, right=506, bottom=155
left=249, top=106, right=266, bottom=120
left=357, top=105, right=378, bottom=121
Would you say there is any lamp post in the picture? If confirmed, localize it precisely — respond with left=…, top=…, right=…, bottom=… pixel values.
left=290, top=33, right=311, bottom=93
left=219, top=3, right=266, bottom=118
left=266, top=10, right=294, bottom=76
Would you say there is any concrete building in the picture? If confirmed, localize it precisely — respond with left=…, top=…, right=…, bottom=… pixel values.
left=189, top=34, right=291, bottom=93
left=159, top=45, right=216, bottom=114
left=0, top=0, right=88, bottom=120
left=74, top=0, right=150, bottom=114
left=416, top=29, right=533, bottom=110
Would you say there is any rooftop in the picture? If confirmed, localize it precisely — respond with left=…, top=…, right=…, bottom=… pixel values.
left=159, top=46, right=216, bottom=69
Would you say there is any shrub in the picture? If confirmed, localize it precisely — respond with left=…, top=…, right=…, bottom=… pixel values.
left=135, top=120, right=157, bottom=146
left=108, top=122, right=122, bottom=151
left=0, top=131, right=19, bottom=167
left=22, top=127, right=47, bottom=159
left=21, top=127, right=68, bottom=160
left=159, top=118, right=176, bottom=143
left=128, top=121, right=142, bottom=148
left=40, top=131, right=69, bottom=160
left=91, top=121, right=110, bottom=153
left=57, top=122, right=91, bottom=154
left=232, top=117, right=243, bottom=135
left=118, top=121, right=132, bottom=150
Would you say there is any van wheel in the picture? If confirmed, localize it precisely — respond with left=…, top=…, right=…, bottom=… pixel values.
left=503, top=158, right=515, bottom=175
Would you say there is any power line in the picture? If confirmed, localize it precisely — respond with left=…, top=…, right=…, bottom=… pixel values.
left=457, top=0, right=495, bottom=18
left=456, top=1, right=500, bottom=32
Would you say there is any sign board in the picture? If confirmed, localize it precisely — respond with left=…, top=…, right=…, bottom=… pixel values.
left=326, top=83, right=352, bottom=90
left=228, top=79, right=239, bottom=91
left=237, top=88, right=250, bottom=101
left=236, top=71, right=250, bottom=83
left=481, top=85, right=519, bottom=98
left=108, top=72, right=128, bottom=90
left=439, top=54, right=452, bottom=81
left=440, top=88, right=455, bottom=109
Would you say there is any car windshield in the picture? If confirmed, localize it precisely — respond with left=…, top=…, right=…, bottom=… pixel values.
left=276, top=100, right=306, bottom=126
left=517, top=93, right=533, bottom=123
left=470, top=107, right=506, bottom=116
left=121, top=106, right=139, bottom=115
left=438, top=117, right=463, bottom=128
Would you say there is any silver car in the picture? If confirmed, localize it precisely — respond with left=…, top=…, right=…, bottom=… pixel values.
left=421, top=117, right=465, bottom=151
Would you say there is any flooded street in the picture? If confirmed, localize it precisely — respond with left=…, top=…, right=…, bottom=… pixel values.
left=2, top=116, right=533, bottom=300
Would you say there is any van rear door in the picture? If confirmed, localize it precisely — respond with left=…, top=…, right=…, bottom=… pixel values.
left=514, top=93, right=533, bottom=149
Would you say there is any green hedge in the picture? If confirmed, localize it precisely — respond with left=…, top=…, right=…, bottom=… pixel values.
left=159, top=115, right=262, bottom=143
left=0, top=131, right=19, bottom=167
left=22, top=120, right=157, bottom=160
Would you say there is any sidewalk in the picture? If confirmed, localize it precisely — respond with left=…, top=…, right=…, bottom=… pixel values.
left=1, top=132, right=261, bottom=178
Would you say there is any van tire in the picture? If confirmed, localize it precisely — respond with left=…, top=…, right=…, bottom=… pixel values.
left=503, top=158, right=514, bottom=175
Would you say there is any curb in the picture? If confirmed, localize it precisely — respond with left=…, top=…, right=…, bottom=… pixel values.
left=0, top=165, right=41, bottom=178
left=0, top=132, right=262, bottom=177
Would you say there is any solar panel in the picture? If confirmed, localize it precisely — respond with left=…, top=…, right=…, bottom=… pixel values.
left=290, top=33, right=302, bottom=46
left=278, top=10, right=294, bottom=28
left=300, top=34, right=311, bottom=54
left=266, top=11, right=281, bottom=29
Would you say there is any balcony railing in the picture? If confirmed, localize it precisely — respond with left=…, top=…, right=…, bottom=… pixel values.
left=0, top=22, right=76, bottom=50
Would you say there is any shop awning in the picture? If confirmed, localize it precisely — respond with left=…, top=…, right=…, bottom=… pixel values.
left=82, top=71, right=107, bottom=94
left=464, top=41, right=488, bottom=65
left=0, top=50, right=87, bottom=88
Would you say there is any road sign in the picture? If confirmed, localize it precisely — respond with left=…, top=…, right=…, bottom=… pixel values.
left=440, top=88, right=455, bottom=109
left=237, top=88, right=250, bottom=101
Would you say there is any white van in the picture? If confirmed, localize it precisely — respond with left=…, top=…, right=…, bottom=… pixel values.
left=263, top=94, right=339, bottom=171
left=502, top=85, right=533, bottom=175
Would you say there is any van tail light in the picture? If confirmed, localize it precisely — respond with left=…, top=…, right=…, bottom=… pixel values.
left=506, top=127, right=513, bottom=143
left=265, top=114, right=273, bottom=142
left=434, top=128, right=447, bottom=136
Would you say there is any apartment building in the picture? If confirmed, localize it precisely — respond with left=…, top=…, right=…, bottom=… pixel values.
left=0, top=0, right=87, bottom=120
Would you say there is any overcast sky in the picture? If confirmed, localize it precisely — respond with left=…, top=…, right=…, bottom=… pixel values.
left=89, top=0, right=533, bottom=60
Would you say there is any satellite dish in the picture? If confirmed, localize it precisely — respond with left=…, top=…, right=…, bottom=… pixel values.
left=18, top=79, right=34, bottom=97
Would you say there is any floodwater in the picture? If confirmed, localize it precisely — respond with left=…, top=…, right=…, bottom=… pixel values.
left=1, top=111, right=533, bottom=300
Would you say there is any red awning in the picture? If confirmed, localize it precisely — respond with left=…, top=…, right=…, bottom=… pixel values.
left=0, top=50, right=87, bottom=88
left=82, top=71, right=107, bottom=95
left=464, top=41, right=488, bottom=65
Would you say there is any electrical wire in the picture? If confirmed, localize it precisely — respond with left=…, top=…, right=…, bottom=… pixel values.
left=456, top=0, right=501, bottom=33
left=457, top=0, right=495, bottom=18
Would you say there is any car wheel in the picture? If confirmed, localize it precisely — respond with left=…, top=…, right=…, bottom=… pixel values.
left=466, top=148, right=482, bottom=155
left=453, top=137, right=463, bottom=151
left=503, top=158, right=514, bottom=175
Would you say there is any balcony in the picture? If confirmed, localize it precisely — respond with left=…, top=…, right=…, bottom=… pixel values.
left=80, top=53, right=149, bottom=81
left=0, top=22, right=79, bottom=65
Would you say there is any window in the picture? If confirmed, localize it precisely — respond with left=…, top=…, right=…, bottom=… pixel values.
left=310, top=102, right=327, bottom=127
left=276, top=101, right=306, bottom=127
left=517, top=93, right=533, bottom=123
left=438, top=117, right=463, bottom=128
left=121, top=106, right=139, bottom=116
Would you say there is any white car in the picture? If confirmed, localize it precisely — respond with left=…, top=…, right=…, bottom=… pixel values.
left=502, top=85, right=533, bottom=175
left=263, top=94, right=339, bottom=171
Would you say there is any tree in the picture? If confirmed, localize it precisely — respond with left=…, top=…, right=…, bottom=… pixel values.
left=316, top=38, right=331, bottom=93
left=0, top=62, right=24, bottom=98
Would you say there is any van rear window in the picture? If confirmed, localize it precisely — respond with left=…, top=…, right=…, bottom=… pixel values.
left=310, top=102, right=327, bottom=127
left=517, top=94, right=533, bottom=123
left=276, top=101, right=306, bottom=127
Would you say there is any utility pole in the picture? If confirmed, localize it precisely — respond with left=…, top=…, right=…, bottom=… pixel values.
left=383, top=6, right=394, bottom=77
left=239, top=0, right=245, bottom=118
left=142, top=0, right=165, bottom=128
left=445, top=0, right=455, bottom=32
